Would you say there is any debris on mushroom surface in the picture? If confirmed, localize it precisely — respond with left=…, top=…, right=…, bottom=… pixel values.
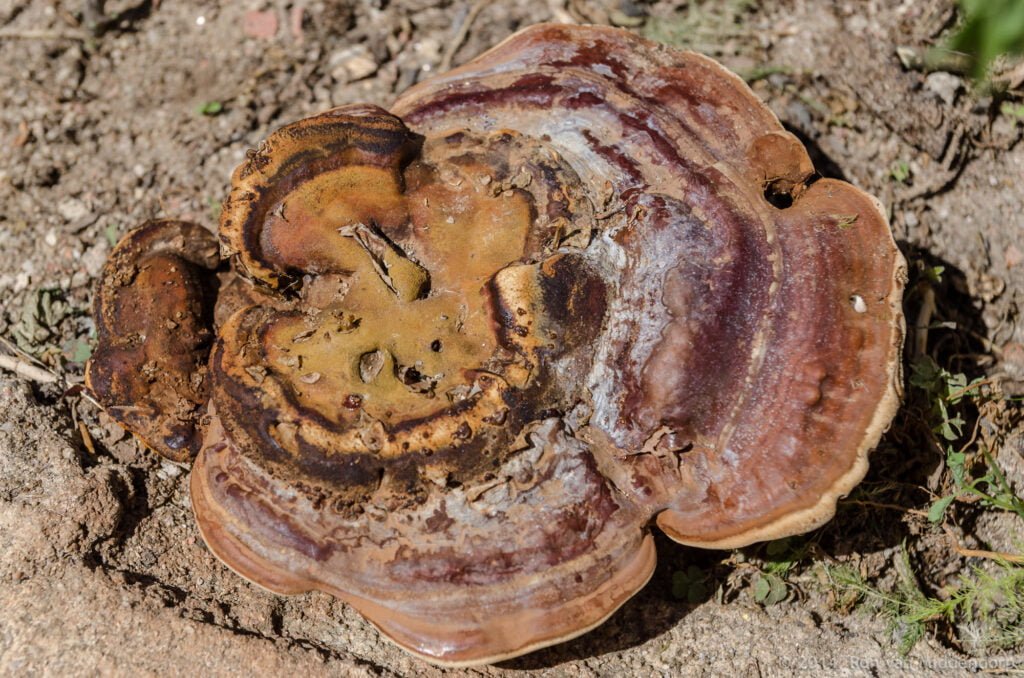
left=86, top=24, right=906, bottom=666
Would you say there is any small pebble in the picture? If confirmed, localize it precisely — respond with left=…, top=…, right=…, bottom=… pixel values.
left=924, top=71, right=962, bottom=106
left=329, top=45, right=377, bottom=82
left=57, top=198, right=88, bottom=222
left=243, top=10, right=278, bottom=40
left=1005, top=244, right=1022, bottom=269
left=158, top=462, right=184, bottom=479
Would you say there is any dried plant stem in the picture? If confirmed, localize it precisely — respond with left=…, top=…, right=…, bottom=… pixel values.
left=0, top=355, right=59, bottom=384
left=914, top=285, right=936, bottom=357
left=0, top=28, right=86, bottom=41
left=843, top=499, right=930, bottom=518
left=957, top=413, right=984, bottom=456
left=77, top=420, right=97, bottom=455
left=440, top=0, right=491, bottom=72
left=947, top=378, right=997, bottom=403
left=943, top=526, right=1024, bottom=564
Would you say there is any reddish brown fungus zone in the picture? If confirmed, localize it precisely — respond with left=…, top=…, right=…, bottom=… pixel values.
left=86, top=24, right=906, bottom=666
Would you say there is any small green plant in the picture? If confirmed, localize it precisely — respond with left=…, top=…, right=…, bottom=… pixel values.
left=643, top=0, right=759, bottom=56
left=910, top=355, right=1024, bottom=523
left=924, top=264, right=946, bottom=285
left=890, top=161, right=912, bottom=184
left=64, top=337, right=93, bottom=364
left=672, top=565, right=709, bottom=603
left=207, top=197, right=222, bottom=221
left=949, top=0, right=1024, bottom=80
left=827, top=547, right=1024, bottom=654
left=931, top=447, right=1024, bottom=522
left=198, top=101, right=224, bottom=116
left=752, top=571, right=787, bottom=605
left=12, top=288, right=72, bottom=354
left=910, top=356, right=978, bottom=442
left=740, top=64, right=790, bottom=84
left=1001, top=101, right=1024, bottom=119
left=749, top=537, right=807, bottom=606
left=104, top=223, right=120, bottom=247
left=833, top=214, right=859, bottom=230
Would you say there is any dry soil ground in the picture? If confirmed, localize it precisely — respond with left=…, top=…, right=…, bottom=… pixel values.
left=1, top=0, right=1023, bottom=676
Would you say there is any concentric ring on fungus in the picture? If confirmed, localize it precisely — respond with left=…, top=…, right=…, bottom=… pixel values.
left=87, top=24, right=907, bottom=666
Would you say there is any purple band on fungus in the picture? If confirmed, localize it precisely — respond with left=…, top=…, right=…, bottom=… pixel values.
left=87, top=24, right=906, bottom=666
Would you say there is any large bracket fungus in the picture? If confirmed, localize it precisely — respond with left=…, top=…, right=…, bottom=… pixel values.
left=87, top=24, right=906, bottom=666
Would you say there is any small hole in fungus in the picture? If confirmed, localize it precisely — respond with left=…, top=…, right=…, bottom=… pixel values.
left=430, top=339, right=442, bottom=352
left=763, top=184, right=793, bottom=209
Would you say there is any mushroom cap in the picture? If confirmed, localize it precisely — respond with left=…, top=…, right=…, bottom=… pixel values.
left=87, top=220, right=220, bottom=461
left=89, top=24, right=905, bottom=666
left=392, top=23, right=906, bottom=550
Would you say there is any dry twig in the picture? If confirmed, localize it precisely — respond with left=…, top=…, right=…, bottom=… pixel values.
left=914, top=285, right=937, bottom=357
left=942, top=525, right=1024, bottom=564
left=440, top=0, right=491, bottom=73
left=0, top=355, right=59, bottom=384
left=0, top=28, right=87, bottom=41
left=843, top=498, right=931, bottom=519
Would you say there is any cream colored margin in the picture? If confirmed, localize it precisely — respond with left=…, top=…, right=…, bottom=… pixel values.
left=667, top=193, right=908, bottom=550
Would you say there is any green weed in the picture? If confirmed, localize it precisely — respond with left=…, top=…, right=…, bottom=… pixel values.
left=103, top=223, right=120, bottom=247
left=826, top=547, right=1024, bottom=654
left=207, top=197, right=222, bottom=222
left=749, top=537, right=808, bottom=606
left=890, top=161, right=912, bottom=184
left=910, top=355, right=1024, bottom=523
left=198, top=101, right=223, bottom=116
left=642, top=0, right=759, bottom=56
left=740, top=64, right=790, bottom=84
left=949, top=0, right=1024, bottom=80
left=1001, top=101, right=1024, bottom=119
left=672, top=565, right=710, bottom=603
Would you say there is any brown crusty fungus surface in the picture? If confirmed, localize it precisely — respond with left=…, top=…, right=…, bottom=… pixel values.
left=86, top=24, right=907, bottom=666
